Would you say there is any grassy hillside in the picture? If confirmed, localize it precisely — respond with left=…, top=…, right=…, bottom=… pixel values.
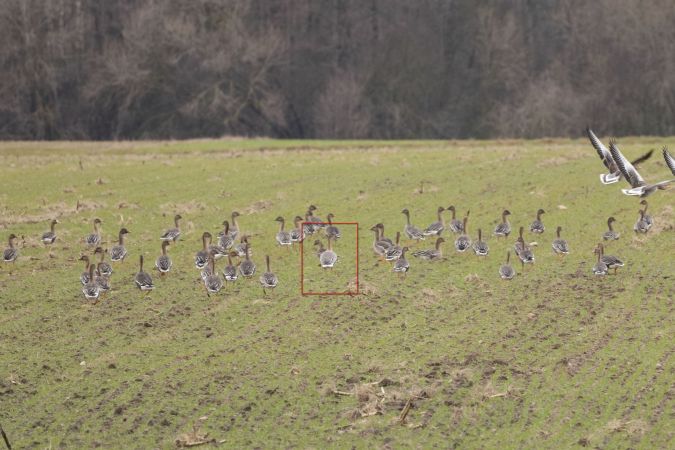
left=0, top=138, right=673, bottom=449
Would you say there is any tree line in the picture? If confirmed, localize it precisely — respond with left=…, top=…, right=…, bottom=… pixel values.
left=1, top=0, right=674, bottom=140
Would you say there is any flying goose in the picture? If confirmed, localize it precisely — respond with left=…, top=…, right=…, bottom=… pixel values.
left=609, top=140, right=672, bottom=197
left=586, top=128, right=653, bottom=184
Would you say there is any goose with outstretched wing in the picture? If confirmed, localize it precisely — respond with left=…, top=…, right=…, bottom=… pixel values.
left=586, top=127, right=653, bottom=184
left=609, top=140, right=672, bottom=197
left=664, top=147, right=675, bottom=175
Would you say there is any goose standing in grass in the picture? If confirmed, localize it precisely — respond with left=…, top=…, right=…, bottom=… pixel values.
left=423, top=206, right=446, bottom=236
left=393, top=247, right=410, bottom=278
left=160, top=214, right=182, bottom=242
left=401, top=209, right=425, bottom=241
left=82, top=264, right=100, bottom=302
left=195, top=232, right=211, bottom=269
left=155, top=241, right=172, bottom=276
left=234, top=235, right=251, bottom=258
left=529, top=209, right=545, bottom=234
left=41, top=219, right=59, bottom=256
left=3, top=233, right=19, bottom=266
left=290, top=216, right=304, bottom=243
left=203, top=256, right=223, bottom=296
left=454, top=216, right=472, bottom=252
left=275, top=216, right=292, bottom=247
left=307, top=205, right=324, bottom=228
left=239, top=244, right=256, bottom=278
left=595, top=243, right=624, bottom=274
left=370, top=225, right=390, bottom=259
left=664, top=146, right=675, bottom=175
left=473, top=229, right=489, bottom=257
left=94, top=247, right=113, bottom=277
left=385, top=232, right=403, bottom=261
left=259, top=255, right=279, bottom=295
left=586, top=127, right=653, bottom=184
left=95, top=263, right=111, bottom=294
left=592, top=245, right=609, bottom=276
left=320, top=237, right=338, bottom=268
left=493, top=209, right=512, bottom=238
left=302, top=212, right=316, bottom=237
left=515, top=236, right=535, bottom=270
left=514, top=227, right=527, bottom=256
left=208, top=239, right=227, bottom=260
left=325, top=213, right=341, bottom=240
left=499, top=251, right=515, bottom=280
left=446, top=206, right=464, bottom=233
left=603, top=217, right=620, bottom=241
left=413, top=237, right=445, bottom=261
left=217, top=220, right=234, bottom=250
left=552, top=226, right=570, bottom=257
left=314, top=239, right=327, bottom=257
left=110, top=228, right=129, bottom=262
left=609, top=140, right=672, bottom=197
left=85, top=218, right=102, bottom=247
left=633, top=210, right=650, bottom=234
left=79, top=255, right=91, bottom=284
left=134, top=255, right=154, bottom=291
left=228, top=211, right=241, bottom=239
left=376, top=223, right=394, bottom=246
left=223, top=253, right=238, bottom=284
left=639, top=200, right=653, bottom=229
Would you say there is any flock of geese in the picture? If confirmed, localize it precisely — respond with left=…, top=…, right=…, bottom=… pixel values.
left=1, top=129, right=673, bottom=302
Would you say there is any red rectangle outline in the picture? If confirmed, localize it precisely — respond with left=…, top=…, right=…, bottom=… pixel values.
left=300, top=222, right=359, bottom=296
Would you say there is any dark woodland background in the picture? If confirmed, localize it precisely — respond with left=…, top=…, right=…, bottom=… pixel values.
left=2, top=0, right=675, bottom=140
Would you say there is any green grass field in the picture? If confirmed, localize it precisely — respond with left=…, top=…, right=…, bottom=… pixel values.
left=1, top=138, right=673, bottom=449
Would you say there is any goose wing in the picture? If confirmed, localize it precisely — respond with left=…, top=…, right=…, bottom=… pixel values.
left=587, top=127, right=617, bottom=172
left=609, top=140, right=645, bottom=188
left=664, top=147, right=675, bottom=175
